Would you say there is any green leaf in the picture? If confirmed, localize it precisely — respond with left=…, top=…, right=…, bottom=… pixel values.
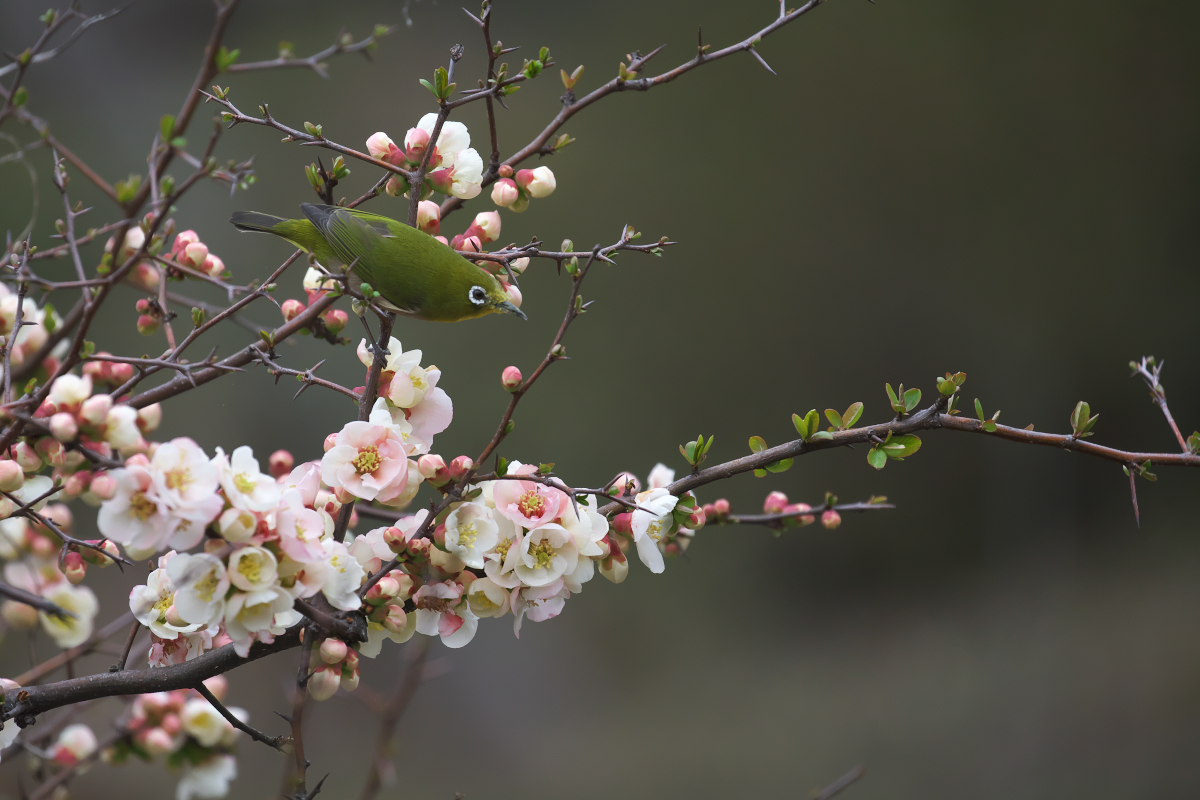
left=867, top=446, right=888, bottom=470
left=215, top=46, right=240, bottom=72
left=766, top=457, right=793, bottom=474
left=843, top=401, right=864, bottom=428
left=13, top=86, right=28, bottom=107
left=974, top=397, right=986, bottom=423
left=160, top=114, right=176, bottom=140
left=902, top=387, right=922, bottom=412
left=748, top=435, right=768, bottom=454
left=753, top=468, right=768, bottom=478
left=824, top=408, right=843, bottom=429
left=881, top=433, right=922, bottom=460
left=808, top=431, right=834, bottom=441
left=497, top=457, right=509, bottom=476
left=885, top=382, right=900, bottom=408
left=538, top=462, right=555, bottom=474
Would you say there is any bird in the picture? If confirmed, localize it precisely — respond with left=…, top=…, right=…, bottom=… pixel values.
left=230, top=203, right=526, bottom=322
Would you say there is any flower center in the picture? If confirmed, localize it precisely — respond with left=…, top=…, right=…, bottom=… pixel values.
left=153, top=594, right=173, bottom=623
left=237, top=553, right=263, bottom=585
left=130, top=491, right=157, bottom=520
left=528, top=538, right=555, bottom=569
left=517, top=490, right=544, bottom=518
left=353, top=446, right=382, bottom=475
left=458, top=522, right=478, bottom=548
left=196, top=570, right=221, bottom=602
left=164, top=467, right=190, bottom=490
left=233, top=472, right=256, bottom=494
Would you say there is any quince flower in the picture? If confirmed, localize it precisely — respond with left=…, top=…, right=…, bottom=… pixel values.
left=629, top=487, right=678, bottom=574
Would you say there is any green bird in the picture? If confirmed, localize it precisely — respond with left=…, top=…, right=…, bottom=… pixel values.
left=230, top=203, right=526, bottom=322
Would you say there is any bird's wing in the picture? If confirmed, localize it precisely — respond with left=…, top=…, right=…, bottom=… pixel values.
left=301, top=204, right=422, bottom=315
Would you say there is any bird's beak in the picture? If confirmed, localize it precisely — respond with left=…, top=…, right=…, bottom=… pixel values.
left=496, top=300, right=527, bottom=320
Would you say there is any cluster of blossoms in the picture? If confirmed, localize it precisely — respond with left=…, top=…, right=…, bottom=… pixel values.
left=108, top=223, right=229, bottom=296
left=366, top=114, right=484, bottom=200
left=490, top=163, right=557, bottom=213
left=106, top=678, right=245, bottom=800
left=0, top=368, right=161, bottom=648
left=0, top=678, right=98, bottom=768
left=0, top=282, right=65, bottom=385
left=703, top=490, right=843, bottom=530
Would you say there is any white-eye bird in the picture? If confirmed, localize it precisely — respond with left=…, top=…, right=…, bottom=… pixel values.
left=230, top=203, right=526, bottom=322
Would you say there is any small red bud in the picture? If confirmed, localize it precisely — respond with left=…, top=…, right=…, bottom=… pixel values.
left=501, top=365, right=523, bottom=392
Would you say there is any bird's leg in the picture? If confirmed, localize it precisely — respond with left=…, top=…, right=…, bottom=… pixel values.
left=356, top=305, right=393, bottom=359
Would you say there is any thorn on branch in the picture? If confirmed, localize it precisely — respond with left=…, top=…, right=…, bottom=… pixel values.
left=748, top=46, right=777, bottom=75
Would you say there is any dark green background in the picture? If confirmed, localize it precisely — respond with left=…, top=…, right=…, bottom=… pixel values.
left=2, top=1, right=1199, bottom=797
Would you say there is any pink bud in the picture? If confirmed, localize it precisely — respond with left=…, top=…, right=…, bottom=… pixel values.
left=612, top=512, right=633, bottom=535
left=448, top=455, right=474, bottom=479
left=384, top=175, right=409, bottom=197
left=323, top=433, right=339, bottom=452
left=609, top=472, right=640, bottom=496
left=183, top=242, right=209, bottom=269
left=403, top=126, right=431, bottom=160
left=490, top=177, right=520, bottom=208
left=136, top=314, right=160, bottom=335
left=763, top=491, right=789, bottom=514
left=788, top=503, right=815, bottom=527
left=111, top=362, right=135, bottom=384
left=427, top=167, right=455, bottom=195
left=80, top=394, right=113, bottom=426
left=14, top=441, right=42, bottom=472
left=322, top=308, right=348, bottom=333
left=319, top=638, right=349, bottom=665
left=508, top=256, right=530, bottom=276
left=36, top=438, right=66, bottom=467
left=111, top=226, right=146, bottom=260
left=135, top=298, right=153, bottom=314
left=688, top=507, right=707, bottom=529
left=516, top=166, right=556, bottom=198
left=821, top=509, right=842, bottom=530
left=63, top=470, right=91, bottom=498
left=62, top=550, right=88, bottom=584
left=366, top=575, right=400, bottom=605
left=504, top=282, right=523, bottom=310
left=137, top=403, right=162, bottom=433
left=138, top=727, right=176, bottom=756
left=281, top=298, right=306, bottom=321
left=159, top=711, right=182, bottom=736
left=453, top=234, right=482, bottom=253
left=382, top=526, right=409, bottom=553
left=417, top=453, right=448, bottom=485
left=711, top=498, right=731, bottom=518
left=88, top=471, right=117, bottom=501
left=417, top=200, right=441, bottom=234
left=501, top=365, right=523, bottom=392
left=172, top=230, right=199, bottom=253
left=366, top=131, right=400, bottom=162
left=202, top=254, right=225, bottom=278
left=472, top=211, right=502, bottom=242
left=307, top=666, right=341, bottom=701
left=130, top=261, right=161, bottom=291
left=0, top=459, right=23, bottom=492
left=383, top=603, right=408, bottom=634
left=268, top=450, right=294, bottom=478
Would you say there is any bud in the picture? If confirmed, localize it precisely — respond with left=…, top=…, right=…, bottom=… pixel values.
left=62, top=550, right=88, bottom=584
left=281, top=298, right=306, bottom=322
left=503, top=282, right=523, bottom=310
left=88, top=471, right=117, bottom=501
left=111, top=362, right=136, bottom=384
left=448, top=455, right=473, bottom=479
left=182, top=241, right=209, bottom=269
left=50, top=723, right=97, bottom=767
left=319, top=638, right=349, bottom=665
left=0, top=459, right=24, bottom=492
left=611, top=512, right=633, bottom=536
left=710, top=498, right=731, bottom=518
left=2, top=599, right=39, bottom=628
left=490, top=177, right=521, bottom=208
left=516, top=166, right=556, bottom=198
left=322, top=308, right=349, bottom=334
left=365, top=575, right=400, bottom=605
left=687, top=506, right=707, bottom=529
left=498, top=163, right=514, bottom=178
left=268, top=449, right=294, bottom=478
left=80, top=394, right=114, bottom=427
left=36, top=437, right=66, bottom=468
left=323, top=433, right=339, bottom=452
left=111, top=226, right=146, bottom=261
left=384, top=175, right=409, bottom=197
left=63, top=470, right=91, bottom=498
left=821, top=509, right=842, bottom=530
left=454, top=234, right=482, bottom=253
left=47, top=412, right=77, bottom=443
left=383, top=603, right=408, bottom=633
left=136, top=314, right=160, bottom=335
left=763, top=491, right=789, bottom=515
left=13, top=441, right=41, bottom=472
left=202, top=254, right=225, bottom=278
left=137, top=403, right=162, bottom=433
left=789, top=503, right=815, bottom=527
left=137, top=727, right=177, bottom=756
left=417, top=454, right=448, bottom=485
left=307, top=666, right=341, bottom=701
left=403, top=126, right=431, bottom=162
left=366, top=131, right=400, bottom=163
left=472, top=211, right=502, bottom=242
left=217, top=507, right=257, bottom=543
left=501, top=365, right=523, bottom=392
left=416, top=200, right=441, bottom=234
left=130, top=261, right=162, bottom=291
left=508, top=256, right=530, bottom=276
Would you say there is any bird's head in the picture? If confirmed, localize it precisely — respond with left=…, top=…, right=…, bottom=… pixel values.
left=461, top=271, right=527, bottom=321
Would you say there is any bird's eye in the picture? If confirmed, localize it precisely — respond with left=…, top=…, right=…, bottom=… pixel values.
left=468, top=285, right=488, bottom=306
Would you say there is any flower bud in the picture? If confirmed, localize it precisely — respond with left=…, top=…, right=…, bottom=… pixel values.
left=322, top=308, right=348, bottom=334
left=137, top=727, right=177, bottom=756
left=63, top=470, right=91, bottom=498
left=62, top=550, right=88, bottom=584
left=788, top=502, right=815, bottom=527
left=0, top=459, right=24, bottom=492
left=36, top=437, right=66, bottom=468
left=472, top=211, right=502, bottom=242
left=111, top=226, right=146, bottom=261
left=498, top=163, right=514, bottom=178
left=80, top=394, right=114, bottom=427
left=88, top=471, right=117, bottom=501
left=612, top=512, right=633, bottom=536
left=137, top=314, right=161, bottom=335
left=130, top=261, right=161, bottom=291
left=599, top=551, right=629, bottom=584
left=365, top=575, right=400, bottom=605
left=319, top=638, right=349, bottom=665
left=687, top=507, right=707, bottom=529
left=503, top=282, right=523, bottom=310
left=202, top=254, right=225, bottom=278
left=217, top=508, right=257, bottom=543
left=383, top=603, right=408, bottom=633
left=268, top=450, right=294, bottom=478
left=49, top=412, right=78, bottom=442
left=508, top=256, right=530, bottom=276
left=384, top=175, right=409, bottom=197
left=516, top=166, right=556, bottom=198
left=13, top=441, right=41, bottom=472
left=382, top=526, right=409, bottom=553
left=490, top=178, right=520, bottom=208
left=323, top=433, right=339, bottom=452
left=448, top=455, right=473, bottom=479
left=182, top=242, right=209, bottom=269
left=501, top=365, right=523, bottom=392
left=403, top=126, right=431, bottom=161
left=51, top=723, right=97, bottom=767
left=281, top=298, right=306, bottom=321
left=366, top=131, right=400, bottom=163
left=137, top=403, right=162, bottom=433
left=2, top=599, right=39, bottom=628
left=340, top=669, right=360, bottom=693
left=417, top=454, right=448, bottom=486
left=417, top=200, right=441, bottom=234
left=763, top=491, right=789, bottom=515
left=821, top=509, right=842, bottom=530
left=307, top=666, right=341, bottom=701
left=710, top=498, right=731, bottom=518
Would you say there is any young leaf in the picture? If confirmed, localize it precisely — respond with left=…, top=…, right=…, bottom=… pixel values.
left=902, top=387, right=922, bottom=412
left=867, top=446, right=888, bottom=470
left=824, top=408, right=843, bottom=429
left=843, top=401, right=864, bottom=428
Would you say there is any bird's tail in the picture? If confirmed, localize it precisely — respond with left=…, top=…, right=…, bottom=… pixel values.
left=230, top=211, right=286, bottom=233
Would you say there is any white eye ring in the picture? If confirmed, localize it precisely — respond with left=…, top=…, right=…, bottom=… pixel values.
left=468, top=285, right=488, bottom=306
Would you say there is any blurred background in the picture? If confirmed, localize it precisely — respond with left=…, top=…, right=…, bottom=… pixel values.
left=2, top=0, right=1200, bottom=797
